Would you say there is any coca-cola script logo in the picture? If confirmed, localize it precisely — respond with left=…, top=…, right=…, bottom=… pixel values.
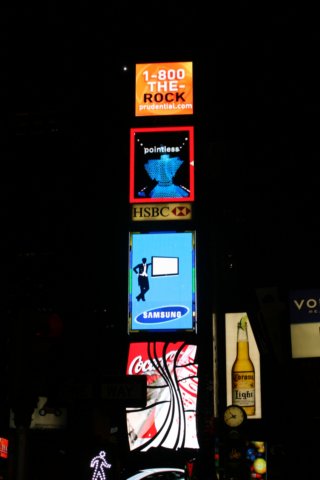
left=128, top=350, right=177, bottom=375
left=126, top=341, right=199, bottom=452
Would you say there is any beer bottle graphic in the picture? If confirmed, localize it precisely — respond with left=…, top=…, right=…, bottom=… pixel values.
left=231, top=314, right=255, bottom=416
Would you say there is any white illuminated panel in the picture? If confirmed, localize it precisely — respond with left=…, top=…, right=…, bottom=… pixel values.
left=151, top=256, right=178, bottom=276
left=290, top=323, right=320, bottom=358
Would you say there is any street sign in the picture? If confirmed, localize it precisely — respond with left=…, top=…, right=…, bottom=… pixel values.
left=101, top=376, right=146, bottom=406
left=61, top=376, right=147, bottom=407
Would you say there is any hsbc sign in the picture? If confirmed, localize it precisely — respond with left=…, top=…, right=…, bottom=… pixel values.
left=131, top=203, right=192, bottom=221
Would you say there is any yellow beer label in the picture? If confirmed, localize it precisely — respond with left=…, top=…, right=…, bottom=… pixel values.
left=232, top=371, right=255, bottom=407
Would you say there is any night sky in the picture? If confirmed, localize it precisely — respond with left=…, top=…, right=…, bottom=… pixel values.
left=1, top=4, right=320, bottom=309
left=1, top=5, right=320, bottom=479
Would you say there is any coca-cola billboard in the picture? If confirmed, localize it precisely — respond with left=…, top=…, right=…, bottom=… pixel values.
left=126, top=341, right=199, bottom=452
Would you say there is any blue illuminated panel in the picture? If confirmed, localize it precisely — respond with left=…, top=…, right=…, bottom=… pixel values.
left=128, top=231, right=196, bottom=333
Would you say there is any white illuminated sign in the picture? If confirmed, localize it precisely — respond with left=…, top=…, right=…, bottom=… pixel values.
left=90, top=451, right=111, bottom=480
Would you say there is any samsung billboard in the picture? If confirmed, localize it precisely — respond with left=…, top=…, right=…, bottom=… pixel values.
left=128, top=231, right=197, bottom=333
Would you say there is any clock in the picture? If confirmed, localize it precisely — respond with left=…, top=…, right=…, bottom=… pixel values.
left=223, top=405, right=247, bottom=428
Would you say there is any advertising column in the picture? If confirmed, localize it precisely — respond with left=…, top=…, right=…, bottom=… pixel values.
left=125, top=60, right=202, bottom=476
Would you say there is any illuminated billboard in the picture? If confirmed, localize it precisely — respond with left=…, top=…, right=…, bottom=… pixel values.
left=289, top=289, right=320, bottom=358
left=135, top=61, right=193, bottom=117
left=131, top=202, right=192, bottom=221
left=0, top=437, right=8, bottom=459
left=225, top=312, right=262, bottom=419
left=128, top=231, right=197, bottom=333
left=129, top=126, right=194, bottom=204
left=126, top=341, right=199, bottom=452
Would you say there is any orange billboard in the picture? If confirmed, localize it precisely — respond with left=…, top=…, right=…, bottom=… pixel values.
left=135, top=62, right=193, bottom=117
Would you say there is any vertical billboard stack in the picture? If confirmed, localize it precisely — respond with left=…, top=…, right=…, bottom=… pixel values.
left=126, top=61, right=200, bottom=468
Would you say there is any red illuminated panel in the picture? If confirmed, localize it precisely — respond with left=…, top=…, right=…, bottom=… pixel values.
left=126, top=341, right=199, bottom=452
left=129, top=126, right=194, bottom=204
left=0, top=437, right=8, bottom=459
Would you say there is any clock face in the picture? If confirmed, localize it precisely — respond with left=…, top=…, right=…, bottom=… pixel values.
left=223, top=405, right=246, bottom=428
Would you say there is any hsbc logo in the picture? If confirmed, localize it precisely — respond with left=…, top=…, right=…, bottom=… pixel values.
left=132, top=203, right=192, bottom=221
left=172, top=206, right=191, bottom=217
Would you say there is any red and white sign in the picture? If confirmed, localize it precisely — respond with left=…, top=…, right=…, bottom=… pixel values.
left=126, top=341, right=199, bottom=452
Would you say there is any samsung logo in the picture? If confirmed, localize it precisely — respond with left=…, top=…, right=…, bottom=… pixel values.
left=136, top=306, right=189, bottom=324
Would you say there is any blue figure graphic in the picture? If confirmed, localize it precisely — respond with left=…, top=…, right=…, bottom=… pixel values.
left=140, top=154, right=190, bottom=198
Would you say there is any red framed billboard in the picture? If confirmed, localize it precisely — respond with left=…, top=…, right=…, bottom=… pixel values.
left=126, top=341, right=199, bottom=452
left=129, top=126, right=194, bottom=204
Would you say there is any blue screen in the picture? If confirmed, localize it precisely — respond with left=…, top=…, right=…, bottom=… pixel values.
left=128, top=231, right=196, bottom=332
